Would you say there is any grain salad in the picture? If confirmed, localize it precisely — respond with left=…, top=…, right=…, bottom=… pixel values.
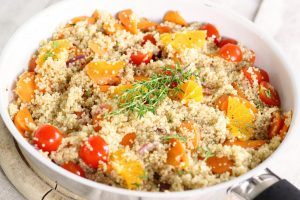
left=9, top=9, right=292, bottom=191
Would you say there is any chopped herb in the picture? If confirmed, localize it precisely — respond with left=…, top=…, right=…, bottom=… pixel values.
left=43, top=51, right=54, bottom=61
left=132, top=182, right=142, bottom=188
left=265, top=89, right=271, bottom=98
left=177, top=170, right=185, bottom=175
left=52, top=41, right=59, bottom=49
left=162, top=134, right=187, bottom=142
left=85, top=90, right=92, bottom=97
left=108, top=65, right=195, bottom=117
left=139, top=172, right=148, bottom=180
left=197, top=147, right=215, bottom=161
left=201, top=77, right=206, bottom=82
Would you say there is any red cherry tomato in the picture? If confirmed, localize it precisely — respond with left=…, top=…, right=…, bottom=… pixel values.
left=61, top=162, right=85, bottom=177
left=200, top=23, right=220, bottom=42
left=79, top=136, right=109, bottom=169
left=268, top=111, right=284, bottom=139
left=217, top=37, right=237, bottom=48
left=34, top=125, right=62, bottom=152
left=259, top=81, right=280, bottom=106
left=130, top=52, right=153, bottom=65
left=219, top=44, right=243, bottom=62
left=242, top=67, right=269, bottom=85
left=142, top=34, right=156, bottom=45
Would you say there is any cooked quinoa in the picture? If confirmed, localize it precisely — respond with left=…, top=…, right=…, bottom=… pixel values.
left=9, top=9, right=292, bottom=191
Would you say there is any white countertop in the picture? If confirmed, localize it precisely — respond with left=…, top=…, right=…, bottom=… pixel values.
left=1, top=0, right=300, bottom=199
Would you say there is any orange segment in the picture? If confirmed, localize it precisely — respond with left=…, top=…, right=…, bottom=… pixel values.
left=166, top=139, right=190, bottom=168
left=86, top=61, right=125, bottom=85
left=117, top=9, right=138, bottom=34
left=160, top=30, right=206, bottom=52
left=206, top=156, right=233, bottom=174
left=16, top=72, right=36, bottom=102
left=111, top=149, right=144, bottom=189
left=138, top=18, right=158, bottom=31
left=178, top=79, right=203, bottom=104
left=120, top=133, right=136, bottom=148
left=163, top=11, right=187, bottom=26
left=13, top=108, right=34, bottom=136
left=227, top=96, right=256, bottom=141
left=224, top=139, right=266, bottom=149
left=156, top=25, right=172, bottom=34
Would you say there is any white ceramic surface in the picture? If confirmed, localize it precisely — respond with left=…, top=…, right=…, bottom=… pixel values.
left=0, top=0, right=299, bottom=199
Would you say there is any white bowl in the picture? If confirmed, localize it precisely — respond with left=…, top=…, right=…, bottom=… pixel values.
left=0, top=0, right=299, bottom=199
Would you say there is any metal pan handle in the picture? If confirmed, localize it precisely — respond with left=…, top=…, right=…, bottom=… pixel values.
left=227, top=168, right=300, bottom=200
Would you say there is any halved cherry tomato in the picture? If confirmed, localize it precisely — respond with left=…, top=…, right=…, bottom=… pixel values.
left=142, top=34, right=156, bottom=45
left=268, top=111, right=284, bottom=138
left=199, top=23, right=220, bottom=43
left=242, top=67, right=269, bottom=85
left=120, top=133, right=136, bottom=148
left=130, top=52, right=153, bottom=65
left=28, top=56, right=37, bottom=72
left=34, top=125, right=62, bottom=152
left=259, top=81, right=280, bottom=106
left=217, top=37, right=237, bottom=48
left=219, top=44, right=242, bottom=62
left=61, top=162, right=85, bottom=177
left=206, top=156, right=233, bottom=174
left=163, top=65, right=175, bottom=76
left=79, top=136, right=109, bottom=169
left=249, top=50, right=256, bottom=64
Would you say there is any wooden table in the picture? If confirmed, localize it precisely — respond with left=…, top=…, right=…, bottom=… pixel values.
left=1, top=0, right=300, bottom=199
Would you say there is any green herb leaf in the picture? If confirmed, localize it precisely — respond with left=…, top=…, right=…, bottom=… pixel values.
left=162, top=134, right=187, bottom=142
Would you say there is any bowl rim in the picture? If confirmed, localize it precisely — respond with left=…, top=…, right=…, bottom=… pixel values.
left=0, top=0, right=298, bottom=198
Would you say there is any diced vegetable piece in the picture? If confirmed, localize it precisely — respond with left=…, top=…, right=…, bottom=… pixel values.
left=279, top=115, right=291, bottom=140
left=130, top=52, right=153, bottom=65
left=88, top=10, right=100, bottom=24
left=206, top=156, right=233, bottom=174
left=163, top=11, right=187, bottom=26
left=138, top=18, right=157, bottom=31
left=99, top=85, right=111, bottom=92
left=16, top=72, right=36, bottom=102
left=103, top=22, right=124, bottom=35
left=117, top=9, right=138, bottom=34
left=92, top=104, right=112, bottom=131
left=215, top=94, right=230, bottom=113
left=28, top=56, right=37, bottom=72
left=156, top=25, right=172, bottom=34
left=178, top=121, right=199, bottom=150
left=227, top=96, right=256, bottom=141
left=120, top=133, right=136, bottom=148
left=178, top=79, right=203, bottom=104
left=259, top=81, right=280, bottom=106
left=86, top=61, right=125, bottom=85
left=167, top=139, right=189, bottom=168
left=111, top=149, right=144, bottom=189
left=34, top=124, right=63, bottom=152
left=268, top=111, right=284, bottom=138
left=36, top=39, right=72, bottom=67
left=242, top=67, right=269, bottom=85
left=142, top=34, right=156, bottom=45
left=88, top=41, right=107, bottom=57
left=224, top=139, right=266, bottom=149
left=249, top=50, right=256, bottom=64
left=13, top=108, right=34, bottom=136
left=219, top=44, right=242, bottom=62
left=71, top=16, right=88, bottom=24
left=61, top=162, right=85, bottom=177
left=199, top=23, right=220, bottom=43
left=217, top=37, right=238, bottom=48
left=79, top=135, right=109, bottom=169
left=134, top=75, right=149, bottom=82
left=160, top=30, right=206, bottom=52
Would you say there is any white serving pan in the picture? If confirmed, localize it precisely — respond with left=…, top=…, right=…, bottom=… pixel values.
left=0, top=0, right=299, bottom=199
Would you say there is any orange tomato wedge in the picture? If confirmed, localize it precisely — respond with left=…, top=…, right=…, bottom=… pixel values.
left=224, top=139, right=266, bottom=149
left=163, top=11, right=187, bottom=26
left=166, top=139, right=190, bottom=168
left=16, top=72, right=36, bottom=102
left=178, top=121, right=199, bottom=150
left=206, top=156, right=233, bottom=174
left=138, top=18, right=157, bottom=31
left=13, top=108, right=34, bottom=136
left=88, top=10, right=100, bottom=24
left=103, top=22, right=124, bottom=35
left=120, top=133, right=136, bottom=148
left=178, top=79, right=203, bottom=104
left=86, top=61, right=125, bottom=85
left=117, top=9, right=138, bottom=34
left=156, top=25, right=172, bottom=34
left=110, top=149, right=144, bottom=189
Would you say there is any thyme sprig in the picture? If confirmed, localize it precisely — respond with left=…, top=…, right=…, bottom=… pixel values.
left=109, top=65, right=194, bottom=117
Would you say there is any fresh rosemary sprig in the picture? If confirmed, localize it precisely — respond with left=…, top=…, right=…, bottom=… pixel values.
left=109, top=65, right=194, bottom=117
